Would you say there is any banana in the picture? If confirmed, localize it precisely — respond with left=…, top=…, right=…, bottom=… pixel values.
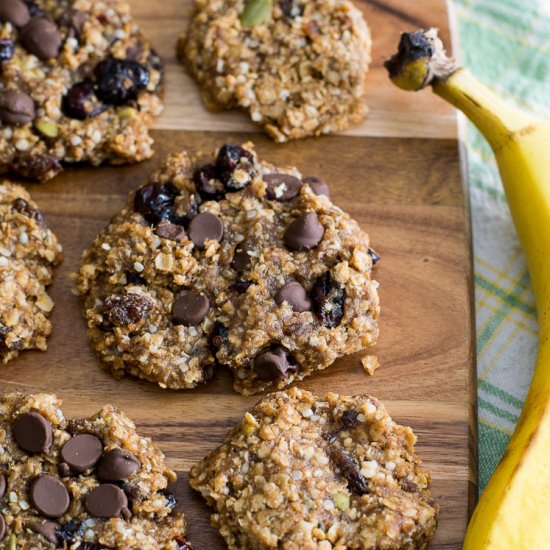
left=385, top=29, right=550, bottom=549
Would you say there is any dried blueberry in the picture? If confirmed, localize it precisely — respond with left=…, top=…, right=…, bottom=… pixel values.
left=326, top=443, right=368, bottom=495
left=0, top=40, right=14, bottom=62
left=310, top=271, right=346, bottom=328
left=57, top=519, right=84, bottom=543
left=193, top=164, right=225, bottom=201
left=209, top=322, right=228, bottom=351
left=95, top=57, right=150, bottom=105
left=102, top=294, right=153, bottom=327
left=368, top=247, right=381, bottom=266
left=22, top=0, right=42, bottom=16
left=216, top=144, right=254, bottom=192
left=160, top=490, right=177, bottom=510
left=148, top=48, right=163, bottom=72
left=62, top=81, right=107, bottom=120
left=133, top=183, right=179, bottom=224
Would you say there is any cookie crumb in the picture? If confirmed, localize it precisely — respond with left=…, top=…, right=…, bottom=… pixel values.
left=361, top=354, right=379, bottom=375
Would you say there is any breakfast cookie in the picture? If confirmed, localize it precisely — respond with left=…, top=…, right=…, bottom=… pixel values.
left=0, top=0, right=163, bottom=182
left=75, top=142, right=380, bottom=394
left=0, top=182, right=62, bottom=363
left=190, top=387, right=438, bottom=549
left=0, top=392, right=192, bottom=549
left=179, top=0, right=371, bottom=142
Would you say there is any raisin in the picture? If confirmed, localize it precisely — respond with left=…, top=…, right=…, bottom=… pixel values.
left=125, top=271, right=147, bottom=285
left=11, top=197, right=45, bottom=226
left=229, top=281, right=252, bottom=294
left=95, top=57, right=150, bottom=105
left=0, top=40, right=14, bottom=62
left=209, top=322, right=229, bottom=351
left=216, top=144, right=255, bottom=192
left=174, top=537, right=193, bottom=550
left=193, top=163, right=225, bottom=201
left=102, top=294, right=153, bottom=327
left=62, top=81, right=107, bottom=120
left=310, top=271, right=346, bottom=328
left=14, top=153, right=62, bottom=182
left=368, top=247, right=381, bottom=266
left=340, top=409, right=359, bottom=430
left=133, top=182, right=179, bottom=224
left=326, top=443, right=368, bottom=496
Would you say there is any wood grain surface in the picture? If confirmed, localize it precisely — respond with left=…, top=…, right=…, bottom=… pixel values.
left=0, top=0, right=476, bottom=548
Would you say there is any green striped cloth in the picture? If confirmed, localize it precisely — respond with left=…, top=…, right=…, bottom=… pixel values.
left=454, top=0, right=550, bottom=491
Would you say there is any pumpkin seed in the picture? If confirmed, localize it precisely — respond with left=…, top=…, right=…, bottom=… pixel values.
left=240, top=0, right=272, bottom=27
left=118, top=106, right=137, bottom=119
left=35, top=119, right=59, bottom=138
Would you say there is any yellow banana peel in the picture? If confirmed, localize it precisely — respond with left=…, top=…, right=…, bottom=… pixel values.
left=386, top=29, right=550, bottom=549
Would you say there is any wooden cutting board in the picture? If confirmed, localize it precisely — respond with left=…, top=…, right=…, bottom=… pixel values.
left=0, top=0, right=476, bottom=548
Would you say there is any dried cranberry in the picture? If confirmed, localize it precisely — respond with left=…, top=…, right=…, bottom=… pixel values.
left=193, top=163, right=225, bottom=201
left=95, top=57, right=150, bottom=105
left=310, top=271, right=346, bottom=328
left=0, top=40, right=14, bottom=62
left=209, top=322, right=228, bottom=351
left=216, top=144, right=254, bottom=192
left=62, top=81, right=107, bottom=120
left=133, top=183, right=179, bottom=224
left=174, top=537, right=193, bottom=550
left=326, top=443, right=368, bottom=495
left=102, top=294, right=153, bottom=327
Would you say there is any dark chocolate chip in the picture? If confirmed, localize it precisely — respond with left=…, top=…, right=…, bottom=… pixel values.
left=61, top=434, right=103, bottom=473
left=58, top=8, right=86, bottom=37
left=368, top=247, right=381, bottom=266
left=20, top=17, right=62, bottom=60
left=0, top=514, right=4, bottom=541
left=232, top=242, right=252, bottom=271
left=0, top=0, right=30, bottom=27
left=0, top=39, right=14, bottom=62
left=284, top=212, right=324, bottom=251
left=264, top=173, right=302, bottom=201
left=193, top=164, right=224, bottom=201
left=0, top=474, right=5, bottom=499
left=340, top=409, right=359, bottom=430
left=98, top=449, right=140, bottom=482
left=12, top=411, right=52, bottom=454
left=0, top=89, right=35, bottom=125
left=62, top=81, right=106, bottom=120
left=303, top=176, right=329, bottom=197
left=275, top=281, right=311, bottom=312
left=310, top=271, right=346, bottom=328
left=188, top=212, right=223, bottom=249
left=156, top=221, right=186, bottom=242
left=29, top=521, right=60, bottom=543
left=29, top=475, right=70, bottom=518
left=85, top=484, right=128, bottom=518
left=326, top=444, right=368, bottom=495
left=254, top=346, right=297, bottom=381
left=102, top=294, right=153, bottom=327
left=229, top=281, right=252, bottom=294
left=172, top=292, right=210, bottom=326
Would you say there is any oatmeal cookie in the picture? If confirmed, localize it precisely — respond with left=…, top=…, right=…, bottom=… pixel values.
left=75, top=143, right=379, bottom=394
left=179, top=0, right=371, bottom=142
left=0, top=393, right=192, bottom=549
left=0, top=0, right=163, bottom=182
left=0, top=182, right=62, bottom=363
left=190, top=387, right=439, bottom=549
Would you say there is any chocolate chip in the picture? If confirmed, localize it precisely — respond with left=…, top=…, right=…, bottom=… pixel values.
left=326, top=444, right=367, bottom=495
left=29, top=521, right=60, bottom=543
left=0, top=474, right=5, bottom=499
left=0, top=90, right=35, bottom=125
left=20, top=17, right=62, bottom=60
left=102, top=294, right=153, bottom=327
left=0, top=39, right=14, bottom=62
left=58, top=462, right=71, bottom=477
left=98, top=449, right=140, bottom=482
left=284, top=212, right=324, bottom=251
left=0, top=0, right=30, bottom=27
left=156, top=221, right=186, bottom=242
left=303, top=176, right=329, bottom=197
left=29, top=475, right=70, bottom=518
left=193, top=164, right=224, bottom=201
left=340, top=409, right=359, bottom=429
left=232, top=242, right=252, bottom=271
left=12, top=411, right=52, bottom=454
left=229, top=281, right=252, bottom=294
left=0, top=514, right=4, bottom=541
left=85, top=484, right=128, bottom=518
left=310, top=271, right=346, bottom=328
left=368, top=247, right=381, bottom=266
left=61, top=434, right=103, bottom=473
left=254, top=346, right=297, bottom=381
left=275, top=282, right=311, bottom=312
left=188, top=212, right=223, bottom=248
left=172, top=292, right=210, bottom=325
left=59, top=8, right=86, bottom=38
left=265, top=173, right=302, bottom=201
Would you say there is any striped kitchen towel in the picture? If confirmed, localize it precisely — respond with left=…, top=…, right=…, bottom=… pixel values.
left=454, top=0, right=550, bottom=491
